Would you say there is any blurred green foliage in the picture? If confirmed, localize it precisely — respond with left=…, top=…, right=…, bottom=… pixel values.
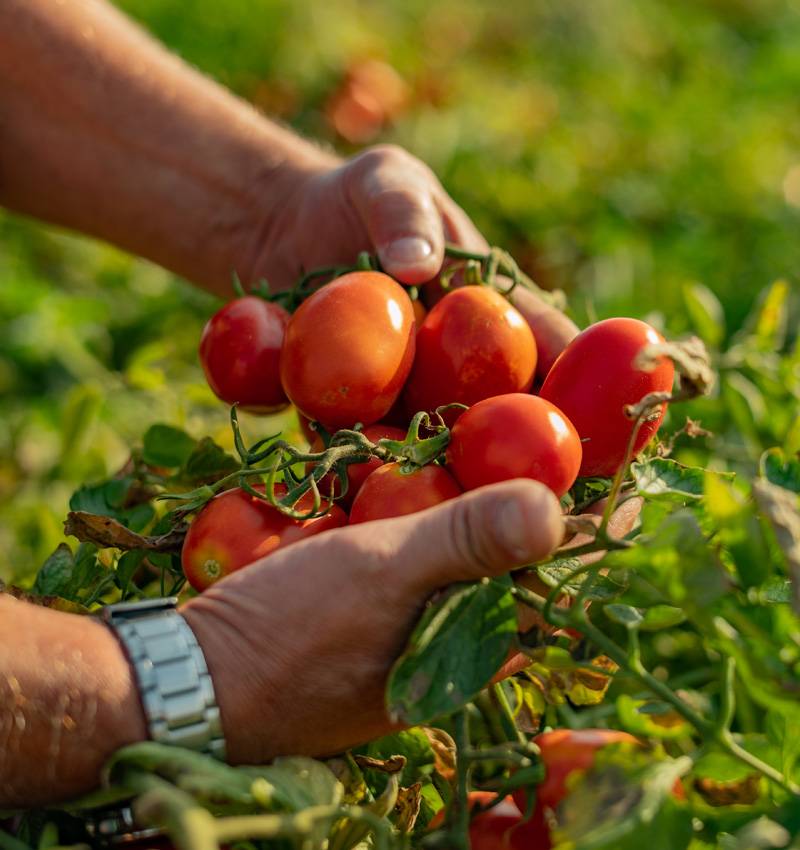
left=1, top=0, right=799, bottom=578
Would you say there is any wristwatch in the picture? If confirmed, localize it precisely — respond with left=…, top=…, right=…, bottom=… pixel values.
left=102, top=597, right=226, bottom=760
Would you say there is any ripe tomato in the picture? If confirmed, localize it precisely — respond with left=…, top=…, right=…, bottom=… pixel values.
left=447, top=393, right=582, bottom=498
left=402, top=287, right=537, bottom=420
left=539, top=318, right=675, bottom=477
left=199, top=296, right=290, bottom=413
left=428, top=791, right=542, bottom=850
left=182, top=484, right=347, bottom=591
left=348, top=462, right=461, bottom=524
left=306, top=423, right=406, bottom=507
left=279, top=272, right=416, bottom=429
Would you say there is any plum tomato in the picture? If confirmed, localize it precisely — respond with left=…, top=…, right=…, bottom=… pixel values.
left=279, top=271, right=416, bottom=429
left=429, top=791, right=546, bottom=850
left=402, top=287, right=537, bottom=420
left=447, top=393, right=582, bottom=498
left=348, top=462, right=462, bottom=524
left=199, top=296, right=290, bottom=413
left=519, top=729, right=638, bottom=813
left=539, top=317, right=675, bottom=477
left=181, top=483, right=347, bottom=591
left=306, top=423, right=406, bottom=506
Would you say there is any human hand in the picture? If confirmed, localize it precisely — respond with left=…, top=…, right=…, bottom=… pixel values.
left=249, top=144, right=487, bottom=289
left=181, top=479, right=563, bottom=764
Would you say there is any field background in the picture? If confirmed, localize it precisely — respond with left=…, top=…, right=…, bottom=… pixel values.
left=1, top=0, right=799, bottom=580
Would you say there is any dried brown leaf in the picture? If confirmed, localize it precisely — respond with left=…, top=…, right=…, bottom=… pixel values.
left=64, top=511, right=186, bottom=553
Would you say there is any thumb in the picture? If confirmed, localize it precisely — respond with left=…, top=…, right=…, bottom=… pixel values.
left=345, top=146, right=445, bottom=285
left=391, top=479, right=564, bottom=594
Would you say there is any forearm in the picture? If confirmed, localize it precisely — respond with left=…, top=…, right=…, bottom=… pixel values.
left=0, top=0, right=335, bottom=295
left=0, top=594, right=146, bottom=808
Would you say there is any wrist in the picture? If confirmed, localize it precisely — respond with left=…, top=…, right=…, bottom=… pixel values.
left=236, top=141, right=341, bottom=294
left=180, top=595, right=284, bottom=764
left=0, top=597, right=147, bottom=807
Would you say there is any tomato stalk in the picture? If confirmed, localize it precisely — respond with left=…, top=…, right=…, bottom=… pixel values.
left=449, top=710, right=472, bottom=850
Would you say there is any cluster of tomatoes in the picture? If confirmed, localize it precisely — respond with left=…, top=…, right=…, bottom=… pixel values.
left=183, top=268, right=674, bottom=592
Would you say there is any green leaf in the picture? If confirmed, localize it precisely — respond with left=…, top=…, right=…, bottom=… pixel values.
left=68, top=477, right=154, bottom=532
left=142, top=424, right=197, bottom=468
left=632, top=458, right=715, bottom=502
left=245, top=756, right=343, bottom=813
left=180, top=437, right=239, bottom=484
left=722, top=372, right=767, bottom=442
left=386, top=577, right=517, bottom=725
left=760, top=448, right=800, bottom=495
left=706, top=474, right=773, bottom=589
left=115, top=550, right=145, bottom=598
left=555, top=752, right=693, bottom=850
left=640, top=605, right=686, bottom=631
left=604, top=603, right=643, bottom=629
left=683, top=282, right=725, bottom=349
left=751, top=280, right=790, bottom=351
left=32, top=544, right=74, bottom=597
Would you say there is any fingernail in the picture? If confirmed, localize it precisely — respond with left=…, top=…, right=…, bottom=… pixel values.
left=384, top=236, right=433, bottom=267
left=498, top=497, right=530, bottom=562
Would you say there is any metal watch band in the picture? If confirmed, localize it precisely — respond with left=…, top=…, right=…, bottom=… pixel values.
left=102, top=598, right=226, bottom=761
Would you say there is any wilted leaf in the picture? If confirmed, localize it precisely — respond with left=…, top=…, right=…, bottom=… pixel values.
left=422, top=728, right=456, bottom=782
left=3, top=586, right=90, bottom=615
left=386, top=577, right=517, bottom=725
left=616, top=695, right=692, bottom=740
left=65, top=511, right=186, bottom=553
left=694, top=774, right=761, bottom=807
left=393, top=783, right=423, bottom=834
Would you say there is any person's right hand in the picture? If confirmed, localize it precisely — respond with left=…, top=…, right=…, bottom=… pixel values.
left=182, top=479, right=564, bottom=764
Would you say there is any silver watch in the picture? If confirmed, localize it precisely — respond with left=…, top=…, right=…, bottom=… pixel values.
left=102, top=597, right=226, bottom=761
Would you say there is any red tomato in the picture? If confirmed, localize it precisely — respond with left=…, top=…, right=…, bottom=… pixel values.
left=447, top=394, right=582, bottom=498
left=539, top=318, right=675, bottom=477
left=349, top=463, right=461, bottom=524
left=429, top=791, right=542, bottom=850
left=306, top=423, right=406, bottom=507
left=402, top=287, right=537, bottom=420
left=199, top=296, right=290, bottom=413
left=182, top=484, right=347, bottom=591
left=512, top=728, right=683, bottom=846
left=279, top=272, right=416, bottom=429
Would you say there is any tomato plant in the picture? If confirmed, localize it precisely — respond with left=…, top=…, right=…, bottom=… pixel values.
left=199, top=296, right=290, bottom=413
left=446, top=393, right=582, bottom=498
left=402, top=286, right=537, bottom=418
left=280, top=271, right=416, bottom=429
left=348, top=461, right=462, bottom=523
left=181, top=484, right=346, bottom=591
left=306, top=423, right=406, bottom=506
left=539, top=318, right=675, bottom=477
